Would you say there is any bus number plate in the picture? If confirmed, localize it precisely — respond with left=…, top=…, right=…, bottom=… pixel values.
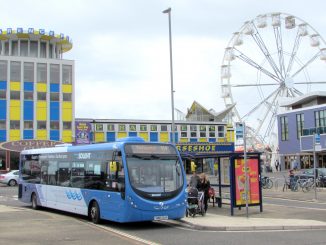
left=154, top=215, right=168, bottom=221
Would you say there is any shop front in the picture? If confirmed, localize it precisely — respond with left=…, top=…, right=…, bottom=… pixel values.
left=176, top=142, right=234, bottom=174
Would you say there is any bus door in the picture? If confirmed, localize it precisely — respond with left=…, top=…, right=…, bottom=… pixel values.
left=103, top=160, right=125, bottom=220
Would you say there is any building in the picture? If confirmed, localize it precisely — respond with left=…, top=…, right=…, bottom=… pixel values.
left=0, top=27, right=75, bottom=171
left=277, top=91, right=326, bottom=170
left=76, top=101, right=235, bottom=174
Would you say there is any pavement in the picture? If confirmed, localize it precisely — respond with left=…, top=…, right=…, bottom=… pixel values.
left=165, top=172, right=326, bottom=231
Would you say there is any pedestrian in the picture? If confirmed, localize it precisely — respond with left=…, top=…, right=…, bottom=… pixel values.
left=189, top=171, right=200, bottom=188
left=196, top=173, right=211, bottom=213
left=190, top=161, right=197, bottom=173
left=275, top=160, right=279, bottom=172
left=289, top=169, right=295, bottom=190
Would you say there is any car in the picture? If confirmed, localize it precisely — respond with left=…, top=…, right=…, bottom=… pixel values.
left=0, top=170, right=20, bottom=186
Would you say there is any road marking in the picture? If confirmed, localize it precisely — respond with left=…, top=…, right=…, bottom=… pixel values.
left=80, top=220, right=161, bottom=245
left=265, top=203, right=326, bottom=211
left=264, top=196, right=326, bottom=205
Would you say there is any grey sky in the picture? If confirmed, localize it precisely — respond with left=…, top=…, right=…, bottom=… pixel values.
left=2, top=0, right=326, bottom=120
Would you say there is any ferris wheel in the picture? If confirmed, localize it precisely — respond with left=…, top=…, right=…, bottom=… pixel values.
left=220, top=12, right=326, bottom=150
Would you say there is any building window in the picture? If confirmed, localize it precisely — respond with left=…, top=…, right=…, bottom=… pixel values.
left=20, top=40, right=28, bottom=56
left=11, top=41, right=18, bottom=56
left=150, top=125, right=157, bottom=131
left=0, top=90, right=6, bottom=100
left=50, top=93, right=59, bottom=101
left=0, top=60, right=7, bottom=80
left=280, top=116, right=289, bottom=141
left=315, top=110, right=326, bottom=129
left=37, top=121, right=46, bottom=130
left=63, top=122, right=72, bottom=130
left=10, top=120, right=20, bottom=129
left=50, top=121, right=59, bottom=130
left=10, top=61, right=21, bottom=82
left=161, top=125, right=168, bottom=131
left=50, top=64, right=60, bottom=84
left=0, top=120, right=6, bottom=129
left=296, top=114, right=304, bottom=139
left=24, top=121, right=33, bottom=129
left=180, top=125, right=187, bottom=131
left=40, top=42, right=46, bottom=58
left=62, top=65, right=72, bottom=84
left=37, top=63, right=47, bottom=83
left=107, top=124, right=115, bottom=131
left=119, top=124, right=126, bottom=131
left=190, top=125, right=197, bottom=132
left=24, top=62, right=34, bottom=82
left=218, top=126, right=225, bottom=138
left=4, top=42, right=9, bottom=55
left=49, top=44, right=53, bottom=58
left=37, top=92, right=46, bottom=101
left=190, top=132, right=197, bottom=137
left=181, top=132, right=187, bottom=137
left=209, top=126, right=215, bottom=137
left=10, top=91, right=20, bottom=100
left=30, top=41, right=38, bottom=57
left=140, top=125, right=147, bottom=131
left=129, top=124, right=137, bottom=131
left=200, top=125, right=206, bottom=137
left=24, top=91, right=33, bottom=100
left=63, top=93, right=72, bottom=101
left=95, top=124, right=103, bottom=131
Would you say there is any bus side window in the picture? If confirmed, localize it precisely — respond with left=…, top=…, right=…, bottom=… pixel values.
left=40, top=161, right=48, bottom=184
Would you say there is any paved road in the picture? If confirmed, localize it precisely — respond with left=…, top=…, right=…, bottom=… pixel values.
left=1, top=184, right=326, bottom=245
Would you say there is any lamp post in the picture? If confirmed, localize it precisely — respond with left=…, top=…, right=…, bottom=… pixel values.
left=162, top=7, right=175, bottom=143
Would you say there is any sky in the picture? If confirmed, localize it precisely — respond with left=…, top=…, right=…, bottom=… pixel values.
left=2, top=0, right=326, bottom=122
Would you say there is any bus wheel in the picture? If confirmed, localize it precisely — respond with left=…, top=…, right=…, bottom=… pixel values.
left=90, top=201, right=101, bottom=224
left=31, top=193, right=39, bottom=210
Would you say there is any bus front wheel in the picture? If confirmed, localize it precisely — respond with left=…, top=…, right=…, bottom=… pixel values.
left=90, top=201, right=101, bottom=224
left=31, top=193, right=39, bottom=210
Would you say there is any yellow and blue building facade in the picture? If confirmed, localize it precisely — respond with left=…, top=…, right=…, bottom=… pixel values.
left=76, top=119, right=235, bottom=174
left=0, top=27, right=74, bottom=171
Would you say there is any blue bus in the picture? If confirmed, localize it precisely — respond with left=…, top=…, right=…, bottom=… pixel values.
left=19, top=137, right=187, bottom=223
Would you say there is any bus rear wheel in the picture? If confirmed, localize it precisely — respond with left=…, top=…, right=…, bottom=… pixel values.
left=31, top=193, right=39, bottom=210
left=90, top=201, right=101, bottom=224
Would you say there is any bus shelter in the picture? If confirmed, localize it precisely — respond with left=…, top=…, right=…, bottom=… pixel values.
left=181, top=152, right=263, bottom=216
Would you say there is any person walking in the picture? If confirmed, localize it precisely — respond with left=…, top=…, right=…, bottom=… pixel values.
left=275, top=160, right=280, bottom=172
left=196, top=173, right=211, bottom=213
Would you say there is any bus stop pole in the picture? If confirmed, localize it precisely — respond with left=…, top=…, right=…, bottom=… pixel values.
left=313, top=134, right=317, bottom=200
left=243, top=122, right=249, bottom=218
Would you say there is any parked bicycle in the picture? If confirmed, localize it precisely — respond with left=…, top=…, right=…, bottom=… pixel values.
left=261, top=176, right=273, bottom=189
left=301, top=177, right=324, bottom=192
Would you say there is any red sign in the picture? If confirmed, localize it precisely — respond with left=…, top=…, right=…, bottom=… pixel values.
left=234, top=158, right=260, bottom=206
left=0, top=140, right=63, bottom=152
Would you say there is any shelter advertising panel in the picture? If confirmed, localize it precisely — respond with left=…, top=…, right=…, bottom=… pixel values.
left=234, top=158, right=260, bottom=206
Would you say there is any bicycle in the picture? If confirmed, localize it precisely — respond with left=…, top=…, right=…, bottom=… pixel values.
left=261, top=176, right=273, bottom=189
left=301, top=177, right=324, bottom=192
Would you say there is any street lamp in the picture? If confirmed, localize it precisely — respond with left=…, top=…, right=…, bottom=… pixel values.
left=162, top=7, right=175, bottom=143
